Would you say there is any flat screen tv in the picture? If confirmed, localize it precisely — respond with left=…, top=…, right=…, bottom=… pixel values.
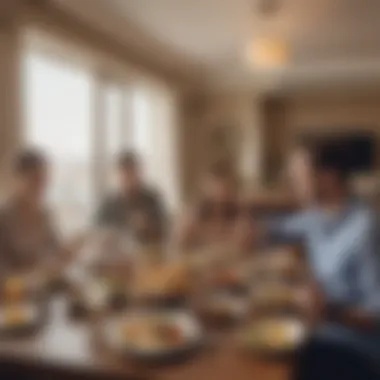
left=304, top=132, right=376, bottom=173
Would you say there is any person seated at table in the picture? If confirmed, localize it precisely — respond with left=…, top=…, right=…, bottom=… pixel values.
left=95, top=151, right=166, bottom=244
left=174, top=161, right=240, bottom=249
left=0, top=148, right=62, bottom=276
left=246, top=143, right=380, bottom=379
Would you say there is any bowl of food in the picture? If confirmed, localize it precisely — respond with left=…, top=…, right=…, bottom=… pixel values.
left=0, top=274, right=47, bottom=303
left=251, top=284, right=297, bottom=309
left=205, top=262, right=249, bottom=294
left=0, top=303, right=41, bottom=336
left=238, top=317, right=308, bottom=355
left=102, top=310, right=203, bottom=361
left=197, top=292, right=249, bottom=325
left=131, top=262, right=192, bottom=306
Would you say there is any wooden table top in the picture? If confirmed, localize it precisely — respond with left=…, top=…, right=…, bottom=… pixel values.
left=0, top=297, right=292, bottom=380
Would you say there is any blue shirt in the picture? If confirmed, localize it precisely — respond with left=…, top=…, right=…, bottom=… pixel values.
left=269, top=199, right=380, bottom=313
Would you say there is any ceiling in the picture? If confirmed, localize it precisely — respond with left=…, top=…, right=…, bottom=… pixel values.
left=53, top=0, right=380, bottom=92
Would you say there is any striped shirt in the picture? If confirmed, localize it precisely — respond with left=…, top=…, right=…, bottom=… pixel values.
left=269, top=199, right=380, bottom=312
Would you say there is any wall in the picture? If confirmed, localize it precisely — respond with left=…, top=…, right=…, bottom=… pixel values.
left=0, top=20, right=22, bottom=197
left=180, top=91, right=264, bottom=199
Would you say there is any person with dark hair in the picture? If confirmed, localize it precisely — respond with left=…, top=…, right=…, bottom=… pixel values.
left=174, top=160, right=240, bottom=249
left=95, top=151, right=166, bottom=243
left=245, top=142, right=380, bottom=379
left=0, top=148, right=61, bottom=274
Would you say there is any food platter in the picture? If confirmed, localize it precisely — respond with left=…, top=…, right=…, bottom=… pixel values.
left=0, top=274, right=47, bottom=302
left=130, top=262, right=193, bottom=305
left=197, top=292, right=250, bottom=324
left=251, top=283, right=298, bottom=309
left=101, top=310, right=203, bottom=361
left=238, top=317, right=308, bottom=355
left=0, top=303, right=41, bottom=336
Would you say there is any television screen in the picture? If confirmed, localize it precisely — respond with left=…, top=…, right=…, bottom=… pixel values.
left=303, top=132, right=376, bottom=173
left=346, top=134, right=375, bottom=171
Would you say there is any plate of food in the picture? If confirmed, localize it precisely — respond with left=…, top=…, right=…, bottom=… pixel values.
left=198, top=293, right=249, bottom=323
left=102, top=311, right=203, bottom=360
left=0, top=275, right=45, bottom=302
left=251, top=284, right=297, bottom=308
left=238, top=317, right=307, bottom=355
left=205, top=262, right=249, bottom=292
left=131, top=262, right=192, bottom=304
left=0, top=303, right=40, bottom=335
left=71, top=275, right=129, bottom=315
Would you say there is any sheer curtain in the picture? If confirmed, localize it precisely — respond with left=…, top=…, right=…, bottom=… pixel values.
left=23, top=52, right=93, bottom=235
left=23, top=49, right=181, bottom=236
left=104, top=84, right=124, bottom=191
left=131, top=80, right=180, bottom=212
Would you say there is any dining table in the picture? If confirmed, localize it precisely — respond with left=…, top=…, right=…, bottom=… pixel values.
left=0, top=295, right=293, bottom=380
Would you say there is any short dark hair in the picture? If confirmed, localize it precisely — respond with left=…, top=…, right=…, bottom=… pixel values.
left=117, top=150, right=139, bottom=169
left=14, top=148, right=46, bottom=175
left=312, top=142, right=351, bottom=181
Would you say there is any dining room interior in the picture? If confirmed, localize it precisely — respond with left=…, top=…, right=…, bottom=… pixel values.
left=1, top=0, right=380, bottom=379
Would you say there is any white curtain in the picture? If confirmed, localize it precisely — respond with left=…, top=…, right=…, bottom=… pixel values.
left=23, top=52, right=94, bottom=235
left=132, top=80, right=181, bottom=212
left=23, top=49, right=181, bottom=236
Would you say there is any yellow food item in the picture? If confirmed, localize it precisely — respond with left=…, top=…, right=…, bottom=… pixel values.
left=257, top=322, right=291, bottom=347
left=3, top=277, right=25, bottom=301
left=122, top=317, right=183, bottom=349
left=133, top=263, right=191, bottom=296
left=244, top=319, right=298, bottom=350
left=3, top=307, right=27, bottom=325
left=255, top=285, right=294, bottom=305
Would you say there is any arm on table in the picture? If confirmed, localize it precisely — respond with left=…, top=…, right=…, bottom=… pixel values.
left=235, top=210, right=310, bottom=249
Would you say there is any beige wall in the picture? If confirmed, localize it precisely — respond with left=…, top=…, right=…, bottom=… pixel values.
left=0, top=24, right=22, bottom=196
left=264, top=94, right=380, bottom=182
left=180, top=92, right=264, bottom=199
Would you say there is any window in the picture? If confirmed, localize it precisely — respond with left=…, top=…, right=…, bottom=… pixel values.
left=132, top=86, right=155, bottom=182
left=23, top=37, right=181, bottom=236
left=131, top=82, right=180, bottom=211
left=23, top=51, right=94, bottom=235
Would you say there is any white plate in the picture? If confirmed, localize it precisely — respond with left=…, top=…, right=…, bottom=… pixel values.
left=102, top=311, right=203, bottom=359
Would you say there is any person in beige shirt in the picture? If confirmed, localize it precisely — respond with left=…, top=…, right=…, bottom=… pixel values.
left=0, top=148, right=61, bottom=276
